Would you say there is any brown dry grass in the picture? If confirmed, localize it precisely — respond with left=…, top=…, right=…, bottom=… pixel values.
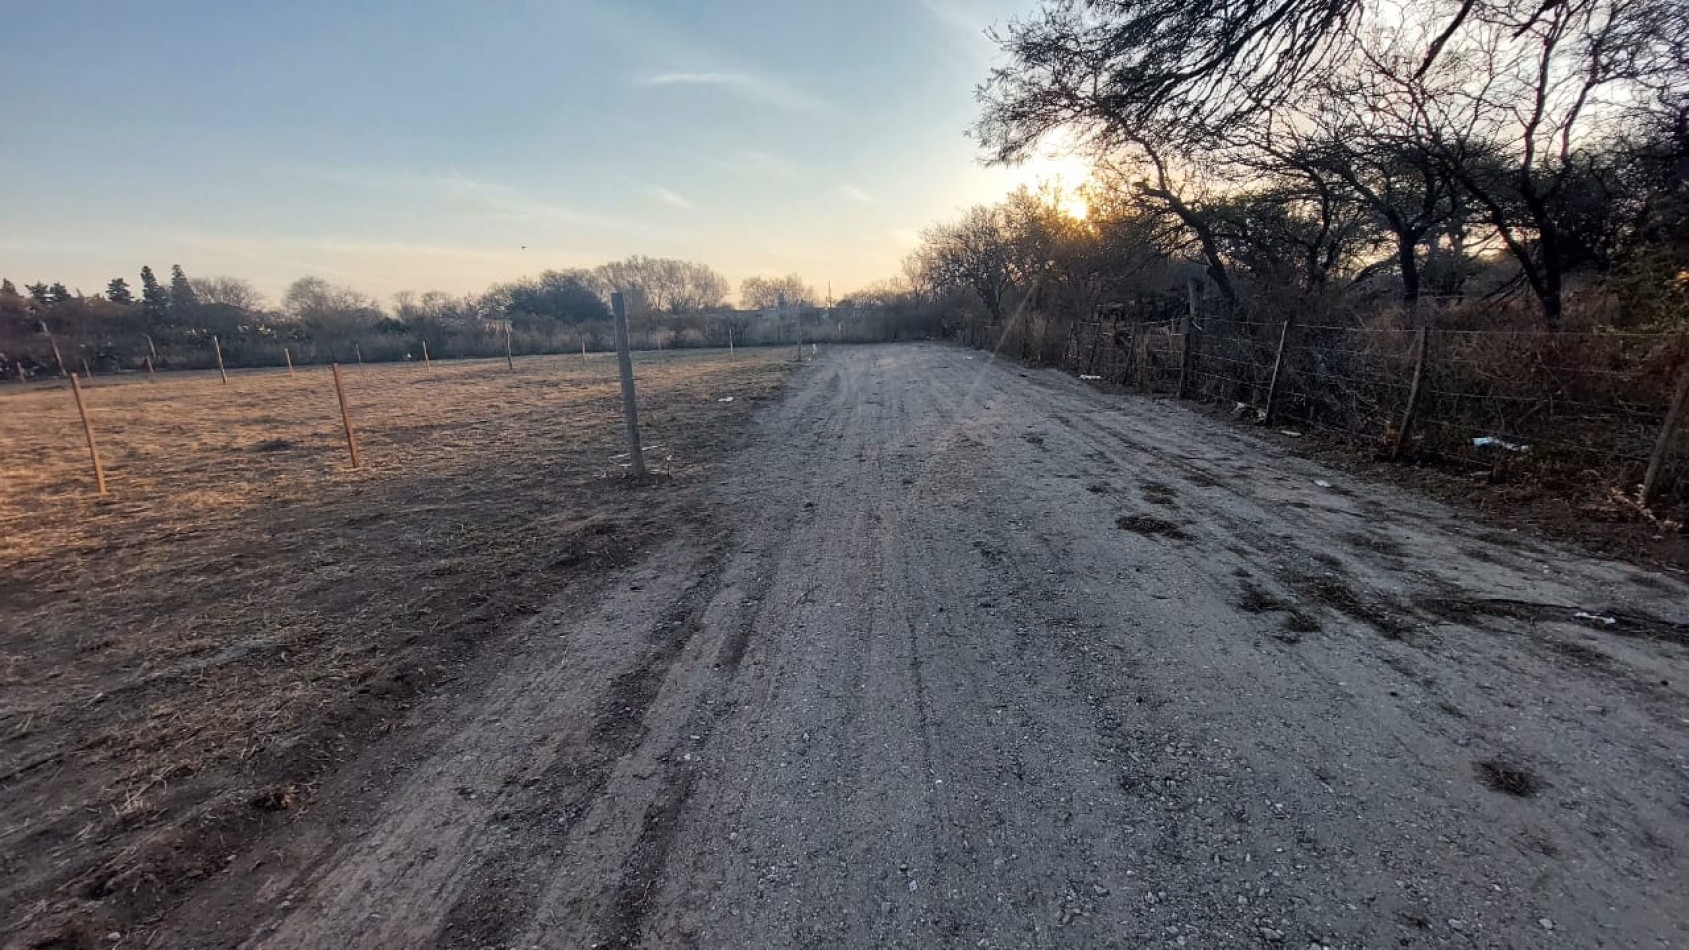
left=0, top=349, right=795, bottom=947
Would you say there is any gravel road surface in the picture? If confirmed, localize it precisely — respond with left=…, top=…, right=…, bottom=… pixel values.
left=166, top=343, right=1689, bottom=949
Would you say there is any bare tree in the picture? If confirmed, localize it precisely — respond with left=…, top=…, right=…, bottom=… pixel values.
left=1408, top=0, right=1679, bottom=323
left=596, top=256, right=728, bottom=315
left=740, top=274, right=817, bottom=310
left=189, top=276, right=265, bottom=311
left=910, top=206, right=1016, bottom=323
left=283, top=277, right=383, bottom=334
left=977, top=0, right=1686, bottom=325
left=977, top=0, right=1364, bottom=156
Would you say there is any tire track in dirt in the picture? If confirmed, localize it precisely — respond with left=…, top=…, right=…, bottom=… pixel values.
left=433, top=541, right=737, bottom=949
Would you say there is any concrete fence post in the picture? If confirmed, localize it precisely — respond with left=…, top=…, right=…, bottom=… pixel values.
left=612, top=292, right=647, bottom=478
left=1262, top=318, right=1293, bottom=425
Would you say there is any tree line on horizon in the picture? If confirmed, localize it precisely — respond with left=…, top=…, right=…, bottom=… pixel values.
left=0, top=258, right=921, bottom=376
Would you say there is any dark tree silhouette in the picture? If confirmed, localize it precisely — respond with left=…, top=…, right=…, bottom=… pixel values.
left=976, top=0, right=1362, bottom=159
left=169, top=265, right=198, bottom=311
left=140, top=266, right=170, bottom=322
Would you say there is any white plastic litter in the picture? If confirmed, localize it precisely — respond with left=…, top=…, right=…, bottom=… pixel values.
left=1314, top=480, right=1333, bottom=489
left=1279, top=430, right=1302, bottom=437
left=1079, top=374, right=1102, bottom=381
left=1574, top=611, right=1617, bottom=626
left=717, top=396, right=734, bottom=402
left=1473, top=436, right=1529, bottom=452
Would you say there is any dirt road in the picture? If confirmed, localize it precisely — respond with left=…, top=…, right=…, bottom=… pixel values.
left=163, top=344, right=1689, bottom=949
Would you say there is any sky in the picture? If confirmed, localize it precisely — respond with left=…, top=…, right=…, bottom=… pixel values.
left=0, top=0, right=1090, bottom=306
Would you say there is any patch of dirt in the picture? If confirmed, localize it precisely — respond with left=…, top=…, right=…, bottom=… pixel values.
left=1280, top=612, right=1323, bottom=636
left=1183, top=469, right=1223, bottom=488
left=1238, top=579, right=1280, bottom=614
left=1476, top=758, right=1548, bottom=797
left=1116, top=514, right=1188, bottom=539
left=1547, top=639, right=1610, bottom=666
left=1413, top=595, right=1689, bottom=647
left=1345, top=532, right=1407, bottom=558
left=1217, top=407, right=1689, bottom=576
left=1281, top=569, right=1413, bottom=639
left=1140, top=480, right=1180, bottom=507
left=1237, top=579, right=1321, bottom=640
left=0, top=350, right=796, bottom=947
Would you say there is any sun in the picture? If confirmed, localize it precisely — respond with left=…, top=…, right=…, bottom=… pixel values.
left=1007, top=150, right=1094, bottom=220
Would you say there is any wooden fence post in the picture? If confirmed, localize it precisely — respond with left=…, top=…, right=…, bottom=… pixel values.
left=40, top=321, right=66, bottom=377
left=1393, top=327, right=1431, bottom=461
left=611, top=292, right=647, bottom=478
left=1262, top=318, right=1293, bottom=425
left=1642, top=367, right=1689, bottom=506
left=284, top=347, right=295, bottom=377
left=213, top=335, right=229, bottom=384
left=81, top=358, right=93, bottom=379
left=1177, top=282, right=1199, bottom=399
left=504, top=324, right=515, bottom=372
left=331, top=363, right=362, bottom=470
left=422, top=340, right=432, bottom=372
left=70, top=373, right=108, bottom=496
left=1123, top=323, right=1139, bottom=387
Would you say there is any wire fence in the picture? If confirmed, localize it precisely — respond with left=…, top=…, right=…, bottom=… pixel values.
left=1058, top=314, right=1689, bottom=505
left=1, top=307, right=942, bottom=380
left=0, top=347, right=809, bottom=527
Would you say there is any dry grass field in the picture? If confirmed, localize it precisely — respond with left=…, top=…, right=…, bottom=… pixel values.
left=0, top=349, right=795, bottom=946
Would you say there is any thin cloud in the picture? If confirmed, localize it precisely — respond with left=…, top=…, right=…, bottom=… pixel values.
left=310, top=166, right=629, bottom=231
left=638, top=72, right=825, bottom=112
left=708, top=149, right=804, bottom=180
left=644, top=186, right=696, bottom=210
left=838, top=184, right=876, bottom=204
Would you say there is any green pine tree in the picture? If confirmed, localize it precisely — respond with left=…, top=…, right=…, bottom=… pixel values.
left=0, top=279, right=16, bottom=297
left=47, top=282, right=71, bottom=303
left=106, top=277, right=134, bottom=304
left=140, top=266, right=170, bottom=322
left=169, top=264, right=197, bottom=311
left=25, top=282, right=51, bottom=305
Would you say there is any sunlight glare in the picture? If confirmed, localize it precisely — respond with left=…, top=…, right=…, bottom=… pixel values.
left=1007, top=151, right=1094, bottom=220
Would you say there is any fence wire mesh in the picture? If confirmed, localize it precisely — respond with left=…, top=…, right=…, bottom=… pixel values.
left=1049, top=314, right=1689, bottom=502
